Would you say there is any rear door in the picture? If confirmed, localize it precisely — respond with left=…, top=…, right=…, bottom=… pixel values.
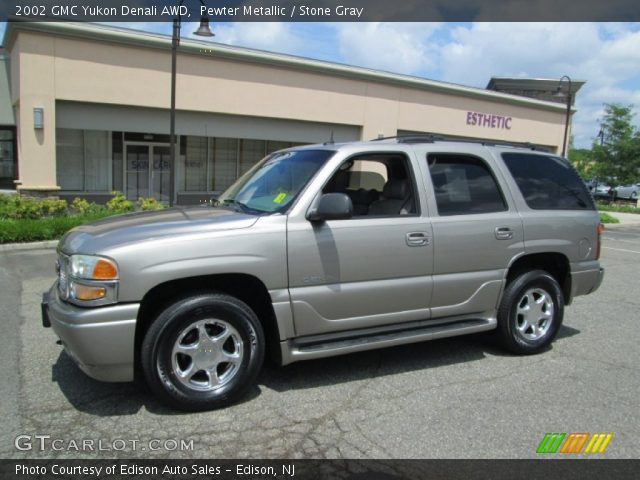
left=416, top=148, right=524, bottom=319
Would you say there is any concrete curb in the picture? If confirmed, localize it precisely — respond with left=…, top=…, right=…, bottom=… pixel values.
left=0, top=240, right=58, bottom=252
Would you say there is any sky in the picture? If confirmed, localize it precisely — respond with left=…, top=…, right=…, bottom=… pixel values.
left=2, top=21, right=639, bottom=148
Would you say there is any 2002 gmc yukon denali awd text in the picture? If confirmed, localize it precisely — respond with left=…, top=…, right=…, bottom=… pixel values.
left=42, top=137, right=604, bottom=411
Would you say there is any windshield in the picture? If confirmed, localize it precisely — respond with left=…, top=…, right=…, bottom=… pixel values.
left=217, top=149, right=335, bottom=214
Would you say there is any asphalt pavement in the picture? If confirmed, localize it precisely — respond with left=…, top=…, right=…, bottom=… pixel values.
left=0, top=228, right=638, bottom=459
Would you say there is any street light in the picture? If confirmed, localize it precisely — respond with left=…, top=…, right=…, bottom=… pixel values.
left=169, top=0, right=214, bottom=206
left=553, top=75, right=573, bottom=157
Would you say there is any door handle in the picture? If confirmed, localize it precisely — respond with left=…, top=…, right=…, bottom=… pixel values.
left=495, top=227, right=514, bottom=240
left=406, top=232, right=430, bottom=247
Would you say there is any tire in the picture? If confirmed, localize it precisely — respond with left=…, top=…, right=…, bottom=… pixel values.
left=497, top=270, right=564, bottom=355
left=632, top=192, right=637, bottom=201
left=141, top=292, right=265, bottom=411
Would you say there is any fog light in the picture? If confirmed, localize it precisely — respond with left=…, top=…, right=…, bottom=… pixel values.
left=72, top=284, right=106, bottom=301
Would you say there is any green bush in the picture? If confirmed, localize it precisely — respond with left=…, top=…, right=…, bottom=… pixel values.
left=596, top=202, right=640, bottom=214
left=0, top=212, right=112, bottom=244
left=137, top=196, right=165, bottom=211
left=40, top=198, right=68, bottom=216
left=0, top=194, right=67, bottom=219
left=106, top=191, right=134, bottom=214
left=599, top=212, right=620, bottom=224
left=71, top=197, right=91, bottom=214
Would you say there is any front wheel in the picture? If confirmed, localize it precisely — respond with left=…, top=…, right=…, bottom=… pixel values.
left=497, top=270, right=564, bottom=355
left=141, top=292, right=265, bottom=411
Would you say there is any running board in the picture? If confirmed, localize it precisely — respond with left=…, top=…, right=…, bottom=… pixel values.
left=279, top=317, right=496, bottom=365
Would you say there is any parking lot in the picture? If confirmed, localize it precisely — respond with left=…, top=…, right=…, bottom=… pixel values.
left=0, top=225, right=638, bottom=459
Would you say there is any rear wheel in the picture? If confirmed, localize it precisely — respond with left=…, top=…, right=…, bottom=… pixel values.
left=497, top=270, right=564, bottom=354
left=141, top=292, right=265, bottom=411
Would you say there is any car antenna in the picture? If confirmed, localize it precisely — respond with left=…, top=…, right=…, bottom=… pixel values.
left=324, top=130, right=335, bottom=145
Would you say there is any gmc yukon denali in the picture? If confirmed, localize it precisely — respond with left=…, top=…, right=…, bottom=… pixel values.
left=42, top=137, right=605, bottom=411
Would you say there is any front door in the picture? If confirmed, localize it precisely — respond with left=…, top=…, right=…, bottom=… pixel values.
left=286, top=152, right=433, bottom=337
left=125, top=143, right=171, bottom=202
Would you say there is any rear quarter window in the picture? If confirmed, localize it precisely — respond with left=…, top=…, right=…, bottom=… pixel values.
left=501, top=153, right=595, bottom=210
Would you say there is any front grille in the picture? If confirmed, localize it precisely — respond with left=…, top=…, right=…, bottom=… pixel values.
left=57, top=254, right=69, bottom=299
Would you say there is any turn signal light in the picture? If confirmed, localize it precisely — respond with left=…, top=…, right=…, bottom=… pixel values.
left=93, top=259, right=118, bottom=280
left=73, top=284, right=106, bottom=301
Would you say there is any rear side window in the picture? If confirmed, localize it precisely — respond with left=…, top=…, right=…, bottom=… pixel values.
left=502, top=153, right=594, bottom=210
left=428, top=154, right=507, bottom=216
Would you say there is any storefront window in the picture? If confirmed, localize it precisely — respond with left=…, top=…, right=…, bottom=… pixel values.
left=181, top=136, right=207, bottom=191
left=0, top=128, right=16, bottom=189
left=239, top=139, right=266, bottom=176
left=266, top=140, right=292, bottom=154
left=56, top=128, right=111, bottom=191
left=84, top=130, right=111, bottom=190
left=211, top=138, right=238, bottom=192
left=112, top=132, right=123, bottom=192
left=56, top=129, right=84, bottom=190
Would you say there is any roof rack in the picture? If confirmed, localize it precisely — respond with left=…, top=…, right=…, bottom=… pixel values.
left=370, top=134, right=548, bottom=151
left=372, top=134, right=442, bottom=143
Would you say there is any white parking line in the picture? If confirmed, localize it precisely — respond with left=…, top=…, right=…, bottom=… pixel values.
left=603, top=229, right=640, bottom=236
left=603, top=237, right=640, bottom=245
left=603, top=246, right=640, bottom=254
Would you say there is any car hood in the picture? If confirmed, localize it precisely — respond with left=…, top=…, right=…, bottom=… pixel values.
left=59, top=206, right=259, bottom=255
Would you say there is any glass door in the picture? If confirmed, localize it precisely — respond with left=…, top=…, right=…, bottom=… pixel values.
left=125, top=143, right=172, bottom=203
left=125, top=144, right=150, bottom=201
left=151, top=145, right=171, bottom=203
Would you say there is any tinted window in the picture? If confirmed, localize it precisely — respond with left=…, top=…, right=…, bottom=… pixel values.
left=429, top=154, right=507, bottom=216
left=502, top=153, right=594, bottom=210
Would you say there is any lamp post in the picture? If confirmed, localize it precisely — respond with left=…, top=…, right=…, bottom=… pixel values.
left=169, top=0, right=214, bottom=206
left=553, top=75, right=573, bottom=157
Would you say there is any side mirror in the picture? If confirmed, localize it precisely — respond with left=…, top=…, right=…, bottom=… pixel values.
left=307, top=193, right=353, bottom=222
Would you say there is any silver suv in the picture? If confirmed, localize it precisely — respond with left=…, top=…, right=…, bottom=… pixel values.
left=42, top=137, right=605, bottom=411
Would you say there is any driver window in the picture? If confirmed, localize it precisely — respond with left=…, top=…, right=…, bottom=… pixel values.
left=323, top=155, right=417, bottom=217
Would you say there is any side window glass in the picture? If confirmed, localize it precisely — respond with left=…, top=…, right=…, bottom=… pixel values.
left=348, top=160, right=387, bottom=191
left=428, top=154, right=507, bottom=216
left=502, top=153, right=594, bottom=210
left=323, top=154, right=418, bottom=217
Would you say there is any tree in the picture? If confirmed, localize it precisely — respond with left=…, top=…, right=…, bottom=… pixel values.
left=568, top=147, right=592, bottom=178
left=591, top=104, right=640, bottom=185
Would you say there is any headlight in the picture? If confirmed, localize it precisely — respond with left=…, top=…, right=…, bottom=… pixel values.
left=58, top=254, right=119, bottom=306
left=69, top=255, right=119, bottom=280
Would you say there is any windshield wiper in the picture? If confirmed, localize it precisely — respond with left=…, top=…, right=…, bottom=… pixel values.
left=219, top=198, right=247, bottom=212
left=219, top=198, right=265, bottom=215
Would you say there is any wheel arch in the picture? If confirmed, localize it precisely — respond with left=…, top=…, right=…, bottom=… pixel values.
left=506, top=252, right=571, bottom=305
left=134, top=273, right=282, bottom=381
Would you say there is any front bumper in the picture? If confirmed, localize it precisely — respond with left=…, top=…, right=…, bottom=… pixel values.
left=42, top=285, right=139, bottom=382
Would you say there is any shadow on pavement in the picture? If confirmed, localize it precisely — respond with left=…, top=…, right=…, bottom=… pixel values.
left=260, top=332, right=498, bottom=393
left=52, top=352, right=262, bottom=416
left=52, top=325, right=580, bottom=416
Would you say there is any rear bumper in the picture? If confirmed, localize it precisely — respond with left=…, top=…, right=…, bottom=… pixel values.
left=42, top=285, right=138, bottom=382
left=570, top=264, right=605, bottom=300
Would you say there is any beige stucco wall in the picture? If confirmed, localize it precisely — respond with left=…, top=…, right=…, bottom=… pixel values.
left=7, top=28, right=568, bottom=190
left=12, top=33, right=58, bottom=189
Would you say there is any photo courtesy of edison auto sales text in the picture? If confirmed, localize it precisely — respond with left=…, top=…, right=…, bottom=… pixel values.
left=15, top=463, right=295, bottom=477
